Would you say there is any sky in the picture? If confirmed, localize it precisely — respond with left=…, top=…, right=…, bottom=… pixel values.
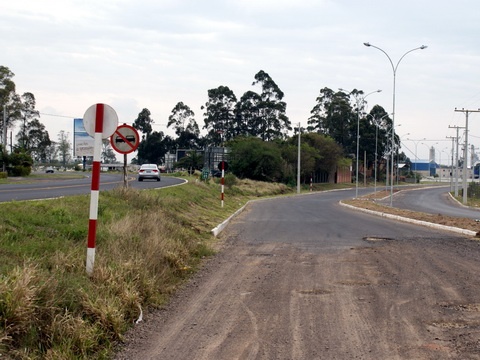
left=2, top=0, right=480, bottom=165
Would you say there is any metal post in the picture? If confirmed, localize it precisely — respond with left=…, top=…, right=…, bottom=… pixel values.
left=454, top=108, right=480, bottom=204
left=123, top=153, right=128, bottom=188
left=364, top=150, right=367, bottom=188
left=463, top=113, right=468, bottom=204
left=297, top=122, right=301, bottom=194
left=2, top=105, right=6, bottom=173
left=374, top=123, right=378, bottom=193
left=448, top=125, right=463, bottom=197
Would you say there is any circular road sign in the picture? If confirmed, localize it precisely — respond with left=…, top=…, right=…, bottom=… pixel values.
left=110, top=124, right=140, bottom=154
left=83, top=103, right=119, bottom=139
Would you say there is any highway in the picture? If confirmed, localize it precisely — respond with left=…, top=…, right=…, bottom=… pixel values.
left=0, top=173, right=186, bottom=202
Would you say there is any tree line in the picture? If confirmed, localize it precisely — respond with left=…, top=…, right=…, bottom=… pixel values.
left=1, top=65, right=406, bottom=182
left=133, top=70, right=406, bottom=184
left=0, top=66, right=73, bottom=175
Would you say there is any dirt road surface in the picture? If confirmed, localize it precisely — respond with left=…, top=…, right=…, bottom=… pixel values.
left=115, top=194, right=480, bottom=359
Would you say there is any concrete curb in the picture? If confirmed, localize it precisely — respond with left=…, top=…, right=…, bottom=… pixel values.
left=211, top=202, right=249, bottom=237
left=339, top=201, right=478, bottom=237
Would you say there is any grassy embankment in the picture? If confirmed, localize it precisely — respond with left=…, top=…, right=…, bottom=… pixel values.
left=0, top=173, right=350, bottom=359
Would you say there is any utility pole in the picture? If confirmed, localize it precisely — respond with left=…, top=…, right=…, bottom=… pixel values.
left=297, top=122, right=301, bottom=194
left=454, top=108, right=480, bottom=204
left=2, top=105, right=6, bottom=173
left=448, top=125, right=464, bottom=197
left=446, top=135, right=455, bottom=193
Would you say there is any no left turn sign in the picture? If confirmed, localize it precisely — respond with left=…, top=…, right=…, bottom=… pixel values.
left=110, top=124, right=140, bottom=154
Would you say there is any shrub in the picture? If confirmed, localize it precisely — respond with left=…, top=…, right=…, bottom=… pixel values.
left=224, top=173, right=238, bottom=188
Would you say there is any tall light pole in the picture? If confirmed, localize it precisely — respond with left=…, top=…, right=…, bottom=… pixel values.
left=2, top=105, right=6, bottom=173
left=364, top=42, right=427, bottom=206
left=340, top=88, right=381, bottom=198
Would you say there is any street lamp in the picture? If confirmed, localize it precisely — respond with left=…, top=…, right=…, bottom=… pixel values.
left=340, top=88, right=381, bottom=198
left=364, top=42, right=427, bottom=206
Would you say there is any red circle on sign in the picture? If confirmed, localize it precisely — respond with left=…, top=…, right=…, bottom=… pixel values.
left=110, top=124, right=140, bottom=154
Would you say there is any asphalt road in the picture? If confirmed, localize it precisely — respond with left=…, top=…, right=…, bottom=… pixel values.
left=115, top=187, right=480, bottom=359
left=0, top=173, right=186, bottom=202
left=380, top=185, right=480, bottom=219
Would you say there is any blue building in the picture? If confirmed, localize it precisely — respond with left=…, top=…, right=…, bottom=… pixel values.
left=410, top=160, right=437, bottom=176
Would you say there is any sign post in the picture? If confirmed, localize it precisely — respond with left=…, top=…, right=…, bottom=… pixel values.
left=83, top=103, right=118, bottom=276
left=110, top=124, right=140, bottom=188
left=221, top=161, right=225, bottom=208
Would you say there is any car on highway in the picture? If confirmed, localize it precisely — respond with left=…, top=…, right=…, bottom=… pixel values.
left=138, top=164, right=161, bottom=181
left=45, top=167, right=55, bottom=173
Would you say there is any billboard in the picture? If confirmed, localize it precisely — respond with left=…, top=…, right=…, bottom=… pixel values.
left=73, top=118, right=94, bottom=157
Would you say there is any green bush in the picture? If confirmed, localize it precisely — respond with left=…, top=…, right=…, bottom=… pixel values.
left=224, top=173, right=238, bottom=188
left=10, top=165, right=31, bottom=177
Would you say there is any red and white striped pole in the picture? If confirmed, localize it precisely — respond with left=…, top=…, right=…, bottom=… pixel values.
left=86, top=104, right=104, bottom=276
left=220, top=160, right=225, bottom=208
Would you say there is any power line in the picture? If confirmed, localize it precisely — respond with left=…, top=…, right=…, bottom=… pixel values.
left=39, top=112, right=79, bottom=119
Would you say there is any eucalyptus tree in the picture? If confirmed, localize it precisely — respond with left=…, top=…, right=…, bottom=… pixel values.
left=234, top=90, right=262, bottom=138
left=16, top=118, right=52, bottom=163
left=252, top=70, right=291, bottom=141
left=167, top=102, right=201, bottom=149
left=307, top=88, right=355, bottom=152
left=0, top=66, right=23, bottom=149
left=362, top=105, right=391, bottom=167
left=133, top=108, right=154, bottom=139
left=16, top=92, right=50, bottom=156
left=202, top=86, right=237, bottom=145
left=57, top=130, right=72, bottom=170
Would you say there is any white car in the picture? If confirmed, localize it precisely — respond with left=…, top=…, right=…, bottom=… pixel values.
left=138, top=164, right=161, bottom=181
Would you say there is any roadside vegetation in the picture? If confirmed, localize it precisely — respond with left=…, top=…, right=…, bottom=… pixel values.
left=0, top=174, right=307, bottom=359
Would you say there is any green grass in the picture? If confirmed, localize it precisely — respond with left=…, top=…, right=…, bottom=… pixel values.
left=0, top=174, right=303, bottom=359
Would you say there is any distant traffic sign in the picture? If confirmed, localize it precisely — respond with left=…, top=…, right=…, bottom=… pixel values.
left=110, top=124, right=140, bottom=154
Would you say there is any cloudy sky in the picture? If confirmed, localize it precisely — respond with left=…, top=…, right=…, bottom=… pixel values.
left=3, top=0, right=480, bottom=163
